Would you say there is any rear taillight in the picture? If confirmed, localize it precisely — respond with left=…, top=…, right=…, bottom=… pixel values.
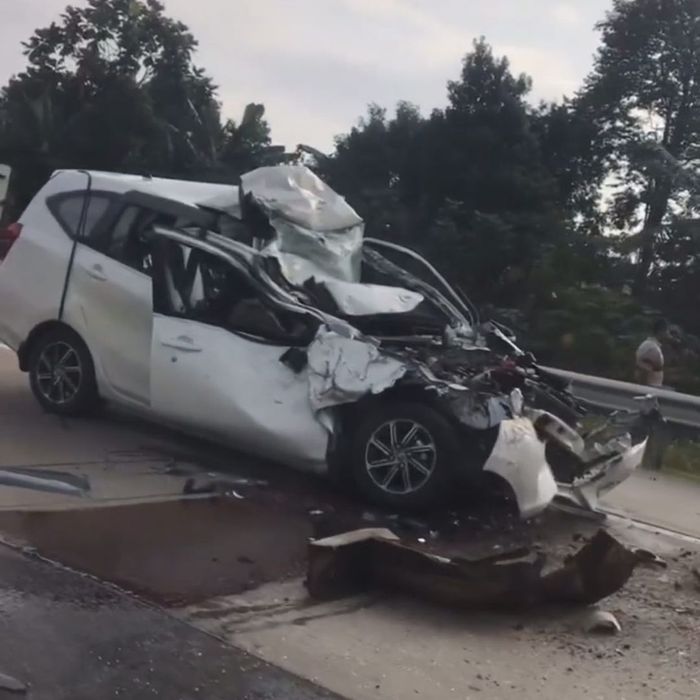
left=0, top=223, right=22, bottom=260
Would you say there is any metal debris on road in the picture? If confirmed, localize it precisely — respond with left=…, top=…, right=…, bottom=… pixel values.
left=583, top=609, right=622, bottom=634
left=0, top=670, right=27, bottom=694
left=0, top=468, right=90, bottom=497
left=634, top=548, right=668, bottom=569
left=306, top=528, right=643, bottom=610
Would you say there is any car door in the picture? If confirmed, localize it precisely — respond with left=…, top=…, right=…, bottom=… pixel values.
left=62, top=204, right=155, bottom=407
left=148, top=232, right=330, bottom=471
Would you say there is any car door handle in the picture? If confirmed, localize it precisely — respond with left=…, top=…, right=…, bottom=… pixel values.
left=86, top=264, right=107, bottom=281
left=160, top=335, right=203, bottom=352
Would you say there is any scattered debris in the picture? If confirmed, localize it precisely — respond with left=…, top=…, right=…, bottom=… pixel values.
left=583, top=609, right=622, bottom=635
left=0, top=670, right=27, bottom=694
left=182, top=475, right=266, bottom=497
left=306, top=528, right=642, bottom=610
left=634, top=548, right=668, bottom=569
left=0, top=468, right=89, bottom=497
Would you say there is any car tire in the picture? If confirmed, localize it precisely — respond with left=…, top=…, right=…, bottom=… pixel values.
left=28, top=327, right=98, bottom=416
left=349, top=401, right=460, bottom=510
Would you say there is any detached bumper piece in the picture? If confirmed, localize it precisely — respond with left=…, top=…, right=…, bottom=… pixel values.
left=307, top=528, right=644, bottom=609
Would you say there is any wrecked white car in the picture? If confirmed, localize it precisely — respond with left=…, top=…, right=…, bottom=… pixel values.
left=0, top=166, right=655, bottom=516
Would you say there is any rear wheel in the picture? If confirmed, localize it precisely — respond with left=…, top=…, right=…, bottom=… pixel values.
left=28, top=327, right=98, bottom=416
left=349, top=401, right=460, bottom=510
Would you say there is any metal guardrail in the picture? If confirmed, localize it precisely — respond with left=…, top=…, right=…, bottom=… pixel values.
left=544, top=367, right=700, bottom=429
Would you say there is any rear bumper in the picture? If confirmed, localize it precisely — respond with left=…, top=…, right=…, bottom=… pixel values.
left=481, top=418, right=558, bottom=519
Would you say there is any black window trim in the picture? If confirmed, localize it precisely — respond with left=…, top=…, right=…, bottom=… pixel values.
left=46, top=190, right=120, bottom=241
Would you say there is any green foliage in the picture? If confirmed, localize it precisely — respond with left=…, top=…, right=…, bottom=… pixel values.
left=581, top=0, right=700, bottom=294
left=527, top=286, right=648, bottom=377
left=0, top=0, right=274, bottom=214
left=665, top=441, right=700, bottom=477
left=328, top=39, right=586, bottom=308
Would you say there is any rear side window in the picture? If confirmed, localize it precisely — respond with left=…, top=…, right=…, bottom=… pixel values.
left=47, top=192, right=112, bottom=240
left=103, top=206, right=180, bottom=276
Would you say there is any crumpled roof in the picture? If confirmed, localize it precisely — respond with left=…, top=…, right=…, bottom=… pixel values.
left=240, top=165, right=363, bottom=233
left=241, top=165, right=365, bottom=285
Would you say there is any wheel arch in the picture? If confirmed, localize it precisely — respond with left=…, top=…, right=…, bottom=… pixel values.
left=326, top=382, right=461, bottom=483
left=18, top=320, right=85, bottom=372
left=327, top=383, right=500, bottom=494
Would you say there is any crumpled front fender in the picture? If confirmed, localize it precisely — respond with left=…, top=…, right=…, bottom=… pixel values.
left=482, top=418, right=557, bottom=519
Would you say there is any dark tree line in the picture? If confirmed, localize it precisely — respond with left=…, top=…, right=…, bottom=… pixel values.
left=1, top=0, right=699, bottom=389
left=0, top=0, right=276, bottom=214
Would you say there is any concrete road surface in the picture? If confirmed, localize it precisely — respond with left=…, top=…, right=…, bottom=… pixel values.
left=1, top=345, right=700, bottom=700
left=601, top=469, right=700, bottom=538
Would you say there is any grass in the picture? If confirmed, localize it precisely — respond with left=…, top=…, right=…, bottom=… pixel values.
left=663, top=440, right=700, bottom=479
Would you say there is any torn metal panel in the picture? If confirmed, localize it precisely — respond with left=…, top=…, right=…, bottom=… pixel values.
left=362, top=247, right=471, bottom=332
left=241, top=166, right=365, bottom=284
left=306, top=528, right=641, bottom=609
left=306, top=328, right=407, bottom=410
left=481, top=419, right=558, bottom=520
left=318, top=278, right=424, bottom=317
left=529, top=410, right=585, bottom=456
left=582, top=609, right=622, bottom=634
left=261, top=219, right=363, bottom=285
left=451, top=392, right=512, bottom=429
left=241, top=166, right=363, bottom=233
left=567, top=439, right=647, bottom=511
left=540, top=530, right=639, bottom=605
left=0, top=468, right=90, bottom=497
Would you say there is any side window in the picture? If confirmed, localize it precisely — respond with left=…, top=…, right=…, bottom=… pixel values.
left=48, top=193, right=112, bottom=240
left=104, top=206, right=205, bottom=277
left=152, top=238, right=317, bottom=345
left=104, top=206, right=167, bottom=276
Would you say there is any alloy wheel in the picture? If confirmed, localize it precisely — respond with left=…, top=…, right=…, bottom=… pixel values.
left=364, top=419, right=437, bottom=495
left=35, top=341, right=83, bottom=405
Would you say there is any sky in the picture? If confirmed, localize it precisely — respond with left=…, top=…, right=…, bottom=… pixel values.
left=0, top=0, right=613, bottom=151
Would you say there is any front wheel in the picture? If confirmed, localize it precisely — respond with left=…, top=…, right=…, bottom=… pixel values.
left=28, top=327, right=98, bottom=416
left=349, top=401, right=460, bottom=510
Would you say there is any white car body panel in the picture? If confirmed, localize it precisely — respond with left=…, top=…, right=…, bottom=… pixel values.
left=482, top=418, right=558, bottom=519
left=150, top=314, right=329, bottom=472
left=62, top=245, right=152, bottom=406
left=0, top=170, right=231, bottom=352
left=319, top=278, right=424, bottom=316
left=0, top=172, right=86, bottom=349
left=306, top=328, right=407, bottom=411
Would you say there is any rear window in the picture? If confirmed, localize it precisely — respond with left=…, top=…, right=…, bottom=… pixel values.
left=47, top=192, right=112, bottom=239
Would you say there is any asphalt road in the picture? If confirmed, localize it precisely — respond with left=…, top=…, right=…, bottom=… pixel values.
left=0, top=544, right=340, bottom=700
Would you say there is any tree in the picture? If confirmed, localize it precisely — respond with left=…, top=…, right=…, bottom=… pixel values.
left=220, top=103, right=277, bottom=178
left=422, top=39, right=574, bottom=304
left=0, top=0, right=273, bottom=213
left=582, top=0, right=700, bottom=294
left=326, top=39, right=588, bottom=307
